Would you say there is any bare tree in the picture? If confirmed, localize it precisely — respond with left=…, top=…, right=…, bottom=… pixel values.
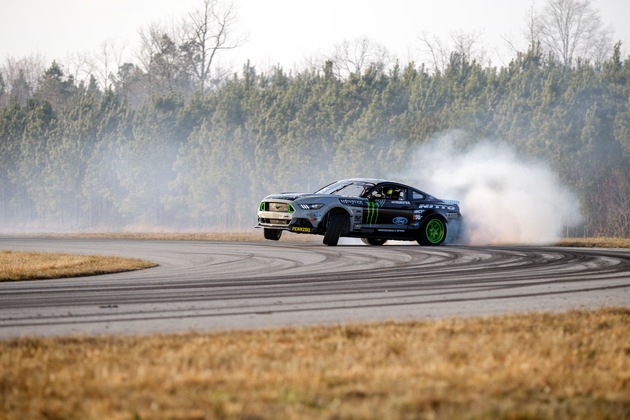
left=54, top=41, right=127, bottom=93
left=136, top=23, right=192, bottom=96
left=529, top=0, right=613, bottom=65
left=418, top=30, right=487, bottom=73
left=0, top=54, right=46, bottom=105
left=180, top=0, right=246, bottom=93
left=327, top=36, right=394, bottom=79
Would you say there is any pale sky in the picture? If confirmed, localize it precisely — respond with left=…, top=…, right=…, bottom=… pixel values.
left=1, top=0, right=629, bottom=72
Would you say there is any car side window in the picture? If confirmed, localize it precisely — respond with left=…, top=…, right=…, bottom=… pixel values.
left=393, top=188, right=406, bottom=201
left=412, top=191, right=425, bottom=200
left=371, top=185, right=407, bottom=200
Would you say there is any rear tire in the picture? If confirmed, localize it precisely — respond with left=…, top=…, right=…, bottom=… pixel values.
left=417, top=215, right=447, bottom=246
left=264, top=228, right=282, bottom=241
left=361, top=238, right=387, bottom=246
left=323, top=213, right=346, bottom=246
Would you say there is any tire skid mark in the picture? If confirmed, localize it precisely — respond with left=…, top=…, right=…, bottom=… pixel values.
left=0, top=239, right=629, bottom=336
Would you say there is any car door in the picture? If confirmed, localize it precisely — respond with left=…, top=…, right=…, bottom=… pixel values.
left=363, top=185, right=414, bottom=234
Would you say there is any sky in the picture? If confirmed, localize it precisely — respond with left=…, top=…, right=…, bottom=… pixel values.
left=1, top=0, right=630, bottom=72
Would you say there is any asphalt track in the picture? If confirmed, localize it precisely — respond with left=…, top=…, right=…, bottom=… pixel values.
left=1, top=237, right=629, bottom=338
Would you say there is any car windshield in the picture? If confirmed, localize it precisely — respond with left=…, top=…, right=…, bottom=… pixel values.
left=315, top=181, right=375, bottom=197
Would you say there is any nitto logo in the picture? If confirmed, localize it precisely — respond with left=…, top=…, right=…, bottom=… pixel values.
left=393, top=217, right=408, bottom=225
left=418, top=204, right=457, bottom=210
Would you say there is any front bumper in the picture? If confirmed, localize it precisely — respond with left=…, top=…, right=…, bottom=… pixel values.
left=257, top=210, right=292, bottom=229
left=257, top=198, right=326, bottom=234
left=287, top=218, right=318, bottom=234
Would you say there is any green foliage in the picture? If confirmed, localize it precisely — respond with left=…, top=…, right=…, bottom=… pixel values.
left=0, top=48, right=629, bottom=236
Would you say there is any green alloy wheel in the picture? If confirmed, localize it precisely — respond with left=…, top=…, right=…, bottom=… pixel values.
left=418, top=216, right=446, bottom=246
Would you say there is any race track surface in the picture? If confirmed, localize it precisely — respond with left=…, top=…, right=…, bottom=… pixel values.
left=1, top=237, right=629, bottom=338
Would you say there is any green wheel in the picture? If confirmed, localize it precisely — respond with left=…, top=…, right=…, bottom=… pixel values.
left=418, top=216, right=447, bottom=246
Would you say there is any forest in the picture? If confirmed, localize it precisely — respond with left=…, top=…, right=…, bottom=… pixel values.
left=1, top=2, right=629, bottom=238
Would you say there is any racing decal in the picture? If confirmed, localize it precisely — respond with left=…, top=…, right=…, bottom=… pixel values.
left=418, top=204, right=457, bottom=210
left=390, top=201, right=411, bottom=205
left=339, top=198, right=366, bottom=207
left=291, top=226, right=311, bottom=233
left=365, top=201, right=381, bottom=224
left=392, top=217, right=408, bottom=225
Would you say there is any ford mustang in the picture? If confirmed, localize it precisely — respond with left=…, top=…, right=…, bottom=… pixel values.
left=256, top=178, right=462, bottom=246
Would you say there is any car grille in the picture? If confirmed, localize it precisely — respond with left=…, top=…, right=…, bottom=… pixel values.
left=259, top=218, right=290, bottom=225
left=268, top=202, right=289, bottom=212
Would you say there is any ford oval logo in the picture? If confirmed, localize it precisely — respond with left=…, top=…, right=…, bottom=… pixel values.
left=393, top=217, right=408, bottom=225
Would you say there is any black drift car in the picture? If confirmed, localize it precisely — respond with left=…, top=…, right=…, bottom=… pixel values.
left=257, top=178, right=463, bottom=246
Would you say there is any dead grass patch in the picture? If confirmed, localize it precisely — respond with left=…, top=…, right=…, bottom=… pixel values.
left=0, top=251, right=156, bottom=282
left=556, top=237, right=630, bottom=248
left=1, top=308, right=629, bottom=419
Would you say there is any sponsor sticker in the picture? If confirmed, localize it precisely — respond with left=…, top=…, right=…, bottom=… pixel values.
left=418, top=204, right=457, bottom=210
left=365, top=201, right=381, bottom=224
left=291, top=226, right=311, bottom=233
left=340, top=198, right=366, bottom=207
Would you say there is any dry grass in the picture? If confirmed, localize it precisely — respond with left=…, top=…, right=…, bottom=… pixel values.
left=1, top=308, right=629, bottom=419
left=556, top=237, right=630, bottom=249
left=0, top=251, right=156, bottom=282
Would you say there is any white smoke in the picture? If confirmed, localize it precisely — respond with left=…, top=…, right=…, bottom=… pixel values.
left=397, top=131, right=583, bottom=245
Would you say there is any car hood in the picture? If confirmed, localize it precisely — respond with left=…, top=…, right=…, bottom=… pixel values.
left=263, top=192, right=311, bottom=201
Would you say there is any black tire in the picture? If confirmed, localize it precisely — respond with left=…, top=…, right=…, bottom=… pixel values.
left=361, top=238, right=387, bottom=246
left=323, top=213, right=346, bottom=246
left=417, top=215, right=447, bottom=246
left=263, top=228, right=282, bottom=241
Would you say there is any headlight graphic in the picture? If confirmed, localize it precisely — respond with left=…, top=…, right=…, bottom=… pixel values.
left=298, top=203, right=324, bottom=210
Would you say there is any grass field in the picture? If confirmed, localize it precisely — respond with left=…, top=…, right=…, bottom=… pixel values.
left=1, top=308, right=629, bottom=419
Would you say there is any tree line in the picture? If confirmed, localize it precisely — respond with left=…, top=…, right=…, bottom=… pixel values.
left=0, top=0, right=629, bottom=237
left=1, top=43, right=629, bottom=236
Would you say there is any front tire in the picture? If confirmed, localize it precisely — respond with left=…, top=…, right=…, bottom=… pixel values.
left=417, top=216, right=447, bottom=246
left=323, top=213, right=346, bottom=246
left=361, top=238, right=387, bottom=246
left=264, top=228, right=282, bottom=241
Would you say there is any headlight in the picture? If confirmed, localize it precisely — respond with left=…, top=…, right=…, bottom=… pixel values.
left=299, top=203, right=324, bottom=210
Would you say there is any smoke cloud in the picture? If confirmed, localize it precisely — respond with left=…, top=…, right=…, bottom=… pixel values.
left=396, top=131, right=583, bottom=245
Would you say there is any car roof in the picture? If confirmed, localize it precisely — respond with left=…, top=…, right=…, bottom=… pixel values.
left=331, top=178, right=436, bottom=199
left=335, top=178, right=415, bottom=188
left=336, top=178, right=391, bottom=184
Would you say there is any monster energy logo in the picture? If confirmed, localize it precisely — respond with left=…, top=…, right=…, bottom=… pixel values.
left=366, top=201, right=380, bottom=224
